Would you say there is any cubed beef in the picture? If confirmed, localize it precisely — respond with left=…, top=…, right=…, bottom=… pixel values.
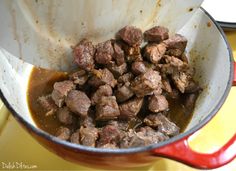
left=96, top=96, right=120, bottom=121
left=108, top=120, right=129, bottom=131
left=144, top=113, right=179, bottom=136
left=113, top=42, right=125, bottom=65
left=69, top=70, right=88, bottom=85
left=172, top=71, right=191, bottom=93
left=70, top=130, right=80, bottom=144
left=95, top=40, right=114, bottom=64
left=123, top=45, right=141, bottom=56
left=79, top=115, right=95, bottom=128
left=136, top=126, right=169, bottom=145
left=144, top=26, right=169, bottom=42
left=131, top=61, right=147, bottom=75
left=80, top=126, right=98, bottom=147
left=131, top=69, right=162, bottom=97
left=144, top=43, right=166, bottom=64
left=148, top=94, right=169, bottom=113
left=106, top=61, right=127, bottom=78
left=119, top=97, right=143, bottom=118
left=73, top=39, right=95, bottom=71
left=91, top=84, right=113, bottom=105
left=57, top=107, right=74, bottom=125
left=120, top=129, right=146, bottom=148
left=162, top=78, right=172, bottom=93
left=88, top=68, right=117, bottom=88
left=164, top=34, right=187, bottom=56
left=153, top=85, right=163, bottom=95
left=118, top=26, right=143, bottom=46
left=65, top=90, right=91, bottom=117
left=184, top=93, right=199, bottom=114
left=51, top=80, right=75, bottom=107
left=118, top=72, right=134, bottom=84
left=97, top=124, right=123, bottom=147
left=164, top=55, right=186, bottom=69
left=115, top=82, right=134, bottom=103
left=37, top=95, right=57, bottom=116
left=56, top=126, right=71, bottom=140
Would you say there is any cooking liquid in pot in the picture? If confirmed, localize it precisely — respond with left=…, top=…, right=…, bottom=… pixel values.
left=27, top=67, right=196, bottom=135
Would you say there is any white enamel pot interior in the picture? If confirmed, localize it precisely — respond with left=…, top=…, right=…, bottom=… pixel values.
left=0, top=1, right=235, bottom=170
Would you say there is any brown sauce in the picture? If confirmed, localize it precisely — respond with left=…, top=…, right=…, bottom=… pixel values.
left=27, top=67, right=194, bottom=135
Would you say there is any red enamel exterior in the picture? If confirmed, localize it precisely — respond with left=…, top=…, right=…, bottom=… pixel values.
left=233, top=62, right=236, bottom=86
left=153, top=133, right=236, bottom=169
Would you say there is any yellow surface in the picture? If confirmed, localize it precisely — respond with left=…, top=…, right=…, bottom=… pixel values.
left=0, top=32, right=236, bottom=171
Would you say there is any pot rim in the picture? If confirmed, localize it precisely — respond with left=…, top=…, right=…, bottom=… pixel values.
left=0, top=7, right=234, bottom=155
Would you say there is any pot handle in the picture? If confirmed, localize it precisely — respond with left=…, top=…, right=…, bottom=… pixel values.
left=153, top=132, right=236, bottom=169
left=233, top=62, right=236, bottom=86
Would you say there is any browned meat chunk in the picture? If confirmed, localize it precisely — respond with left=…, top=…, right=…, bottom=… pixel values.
left=123, top=45, right=141, bottom=56
left=73, top=39, right=95, bottom=71
left=120, top=129, right=146, bottom=148
left=162, top=77, right=172, bottom=93
left=96, top=96, right=120, bottom=121
left=131, top=61, right=147, bottom=75
left=144, top=113, right=179, bottom=136
left=172, top=71, right=191, bottom=93
left=57, top=107, right=73, bottom=125
left=131, top=69, right=162, bottom=97
left=97, top=124, right=123, bottom=147
left=69, top=70, right=88, bottom=85
left=118, top=26, right=143, bottom=46
left=180, top=53, right=189, bottom=63
left=91, top=84, right=113, bottom=105
left=65, top=90, right=91, bottom=117
left=107, top=61, right=127, bottom=78
left=118, top=72, right=134, bottom=84
left=119, top=97, right=143, bottom=118
left=70, top=130, right=80, bottom=144
left=115, top=82, right=134, bottom=103
left=80, top=126, right=98, bottom=147
left=144, top=43, right=166, bottom=64
left=136, top=126, right=169, bottom=145
left=144, top=26, right=169, bottom=42
left=95, top=40, right=114, bottom=64
left=88, top=68, right=117, bottom=88
left=164, top=34, right=187, bottom=56
left=164, top=55, right=186, bottom=69
left=56, top=126, right=71, bottom=140
left=37, top=95, right=57, bottom=116
left=51, top=80, right=75, bottom=107
left=148, top=94, right=169, bottom=113
left=113, top=42, right=125, bottom=65
left=79, top=114, right=95, bottom=128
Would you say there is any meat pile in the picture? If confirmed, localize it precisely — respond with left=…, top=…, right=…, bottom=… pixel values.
left=38, top=26, right=201, bottom=149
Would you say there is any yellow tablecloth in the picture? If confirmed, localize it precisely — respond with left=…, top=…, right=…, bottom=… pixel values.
left=0, top=32, right=236, bottom=171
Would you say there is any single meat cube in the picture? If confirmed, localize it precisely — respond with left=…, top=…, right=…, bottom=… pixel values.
left=88, top=68, right=117, bottom=88
left=91, top=84, right=113, bottom=105
left=118, top=26, right=143, bottom=46
left=69, top=70, right=88, bottom=85
left=113, top=42, right=125, bottom=65
left=73, top=39, right=95, bottom=71
left=56, top=126, right=71, bottom=140
left=70, top=130, right=80, bottom=144
left=97, top=124, right=123, bottom=147
left=172, top=71, right=191, bottom=93
left=106, top=61, right=127, bottom=78
left=37, top=95, right=57, bottom=116
left=95, top=40, right=114, bottom=64
left=51, top=80, right=75, bottom=107
left=96, top=96, right=120, bottom=121
left=162, top=78, right=172, bottom=93
left=131, top=69, right=162, bottom=97
left=65, top=90, right=91, bottom=117
left=144, top=113, right=179, bottom=136
left=164, top=55, right=186, bottom=69
left=144, top=43, right=166, bottom=64
left=79, top=126, right=98, bottom=147
left=136, top=126, right=169, bottom=145
left=118, top=72, right=134, bottom=84
left=164, top=34, right=187, bottom=56
left=120, top=129, right=146, bottom=148
left=148, top=94, right=169, bottom=113
left=57, top=107, right=74, bottom=125
left=115, top=82, right=134, bottom=103
left=153, top=85, right=163, bottom=95
left=119, top=97, right=143, bottom=118
left=131, top=61, right=147, bottom=75
left=144, top=26, right=169, bottom=42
